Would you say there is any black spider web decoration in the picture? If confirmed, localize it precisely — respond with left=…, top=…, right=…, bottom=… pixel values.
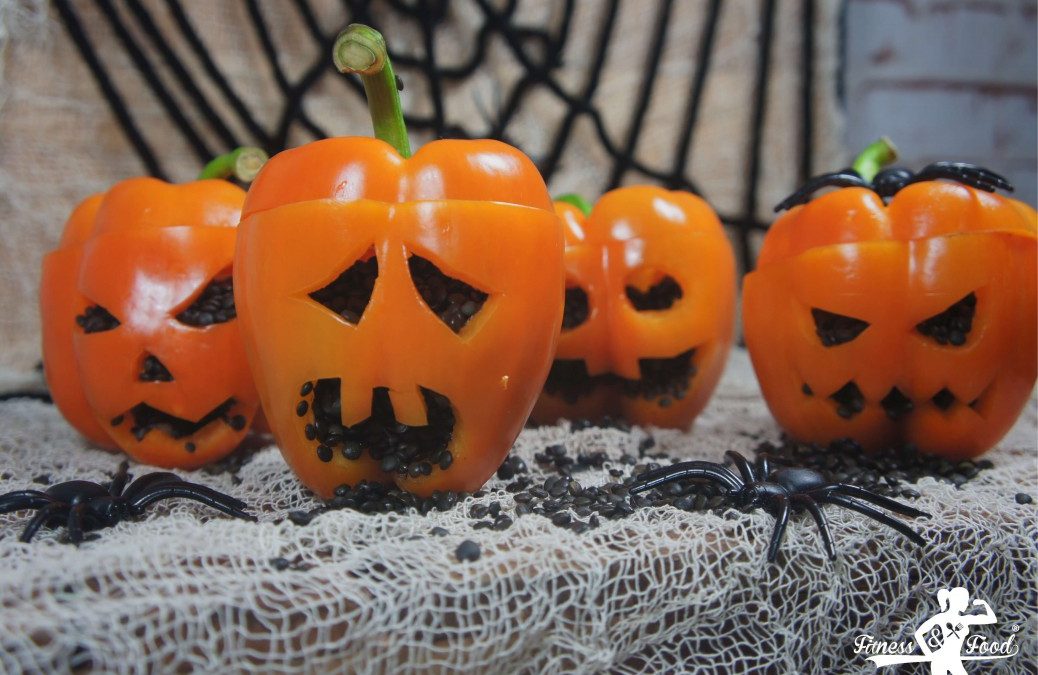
left=53, top=0, right=819, bottom=275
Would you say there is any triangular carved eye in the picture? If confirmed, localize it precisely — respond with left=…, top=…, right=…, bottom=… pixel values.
left=562, top=287, right=589, bottom=330
left=76, top=305, right=120, bottom=333
left=176, top=277, right=236, bottom=327
left=309, top=250, right=378, bottom=324
left=916, top=293, right=976, bottom=346
left=409, top=254, right=488, bottom=333
left=626, top=275, right=682, bottom=310
left=811, top=308, right=869, bottom=346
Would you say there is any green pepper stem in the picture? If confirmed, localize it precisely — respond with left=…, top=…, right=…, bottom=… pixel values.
left=198, top=147, right=268, bottom=182
left=852, top=137, right=898, bottom=183
left=555, top=193, right=593, bottom=217
left=333, top=24, right=411, bottom=158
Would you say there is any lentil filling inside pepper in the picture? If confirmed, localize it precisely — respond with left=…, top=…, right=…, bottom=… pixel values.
left=123, top=398, right=240, bottom=440
left=302, top=378, right=456, bottom=477
left=544, top=349, right=698, bottom=406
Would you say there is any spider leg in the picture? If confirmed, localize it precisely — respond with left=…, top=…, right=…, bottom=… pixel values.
left=109, top=461, right=130, bottom=496
left=766, top=495, right=791, bottom=563
left=19, top=503, right=68, bottom=542
left=793, top=495, right=836, bottom=560
left=909, top=162, right=1013, bottom=193
left=725, top=451, right=756, bottom=483
left=755, top=453, right=773, bottom=480
left=121, top=472, right=185, bottom=500
left=820, top=494, right=926, bottom=547
left=66, top=502, right=92, bottom=544
left=128, top=485, right=254, bottom=521
left=0, top=490, right=52, bottom=514
left=774, top=171, right=871, bottom=212
left=629, top=461, right=743, bottom=495
left=821, top=484, right=930, bottom=519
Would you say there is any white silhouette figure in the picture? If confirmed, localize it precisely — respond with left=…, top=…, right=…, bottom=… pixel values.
left=911, top=587, right=996, bottom=675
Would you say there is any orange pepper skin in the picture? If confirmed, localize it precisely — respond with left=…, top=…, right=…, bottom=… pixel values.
left=744, top=183, right=1037, bottom=459
left=531, top=186, right=736, bottom=429
left=40, top=195, right=117, bottom=449
left=235, top=137, right=564, bottom=498
left=40, top=178, right=261, bottom=468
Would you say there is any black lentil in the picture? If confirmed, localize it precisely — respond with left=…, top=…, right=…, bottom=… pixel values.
left=931, top=388, right=957, bottom=411
left=543, top=349, right=697, bottom=407
left=625, top=276, right=682, bottom=310
left=139, top=355, right=173, bottom=382
left=408, top=255, right=487, bottom=333
left=308, top=255, right=377, bottom=324
left=176, top=278, right=236, bottom=326
left=455, top=540, right=481, bottom=562
left=916, top=293, right=976, bottom=346
left=304, top=378, right=455, bottom=480
left=562, top=287, right=590, bottom=329
left=126, top=399, right=235, bottom=440
left=811, top=308, right=869, bottom=346
left=75, top=305, right=119, bottom=333
left=1015, top=493, right=1032, bottom=505
left=829, top=382, right=865, bottom=419
left=880, top=387, right=914, bottom=420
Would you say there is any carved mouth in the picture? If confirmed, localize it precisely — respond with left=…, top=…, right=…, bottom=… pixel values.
left=297, top=379, right=456, bottom=477
left=543, top=348, right=697, bottom=407
left=807, top=381, right=984, bottom=420
left=110, top=398, right=243, bottom=445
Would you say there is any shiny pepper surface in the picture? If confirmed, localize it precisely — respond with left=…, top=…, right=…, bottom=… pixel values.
left=235, top=137, right=563, bottom=498
left=743, top=182, right=1037, bottom=459
left=40, top=178, right=260, bottom=467
left=532, top=186, right=736, bottom=429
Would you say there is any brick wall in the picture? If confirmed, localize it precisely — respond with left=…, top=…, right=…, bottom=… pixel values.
left=844, top=0, right=1036, bottom=206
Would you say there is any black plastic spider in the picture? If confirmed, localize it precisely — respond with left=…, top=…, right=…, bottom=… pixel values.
left=774, top=162, right=1013, bottom=212
left=0, top=462, right=254, bottom=543
left=629, top=451, right=929, bottom=562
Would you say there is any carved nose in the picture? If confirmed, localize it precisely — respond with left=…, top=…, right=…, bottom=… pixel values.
left=139, top=354, right=174, bottom=382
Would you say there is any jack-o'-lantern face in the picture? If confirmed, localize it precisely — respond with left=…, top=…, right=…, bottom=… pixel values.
left=532, top=186, right=736, bottom=429
left=235, top=138, right=563, bottom=499
left=744, top=182, right=1037, bottom=458
left=57, top=178, right=260, bottom=467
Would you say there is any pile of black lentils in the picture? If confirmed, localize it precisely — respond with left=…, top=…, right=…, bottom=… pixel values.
left=280, top=419, right=1006, bottom=564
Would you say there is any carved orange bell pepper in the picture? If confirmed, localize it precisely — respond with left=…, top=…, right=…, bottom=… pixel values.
left=235, top=25, right=563, bottom=498
left=531, top=188, right=736, bottom=429
left=743, top=139, right=1037, bottom=458
left=40, top=149, right=267, bottom=467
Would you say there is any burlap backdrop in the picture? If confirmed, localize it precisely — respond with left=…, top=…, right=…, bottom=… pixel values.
left=0, top=0, right=844, bottom=388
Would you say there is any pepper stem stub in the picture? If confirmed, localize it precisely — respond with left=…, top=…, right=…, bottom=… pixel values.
left=555, top=193, right=593, bottom=217
left=198, top=147, right=269, bottom=182
left=852, top=137, right=899, bottom=184
left=334, top=24, right=412, bottom=158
